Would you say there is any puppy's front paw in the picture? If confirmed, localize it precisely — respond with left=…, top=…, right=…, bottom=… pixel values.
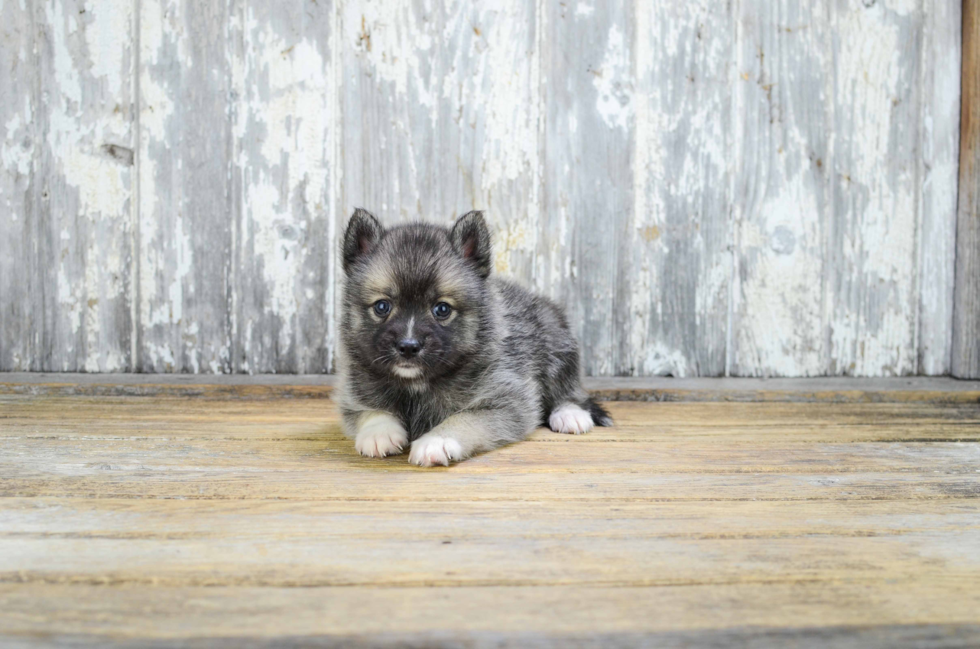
left=548, top=403, right=594, bottom=435
left=355, top=412, right=408, bottom=458
left=409, top=434, right=464, bottom=467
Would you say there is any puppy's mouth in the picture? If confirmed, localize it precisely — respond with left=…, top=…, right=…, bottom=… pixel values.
left=391, top=362, right=423, bottom=380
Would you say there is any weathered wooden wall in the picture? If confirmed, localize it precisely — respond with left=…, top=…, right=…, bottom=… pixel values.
left=0, top=0, right=964, bottom=376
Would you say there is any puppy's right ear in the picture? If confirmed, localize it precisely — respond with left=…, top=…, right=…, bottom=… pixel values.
left=342, top=208, right=383, bottom=274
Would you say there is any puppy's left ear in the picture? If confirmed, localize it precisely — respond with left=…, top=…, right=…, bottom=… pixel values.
left=342, top=208, right=384, bottom=274
left=450, top=211, right=492, bottom=278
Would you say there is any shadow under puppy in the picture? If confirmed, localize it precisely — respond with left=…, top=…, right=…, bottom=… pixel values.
left=338, top=209, right=612, bottom=467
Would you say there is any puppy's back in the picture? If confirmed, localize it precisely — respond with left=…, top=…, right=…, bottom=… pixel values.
left=490, top=277, right=590, bottom=422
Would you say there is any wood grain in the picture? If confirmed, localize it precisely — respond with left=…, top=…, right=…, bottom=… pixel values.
left=234, top=0, right=340, bottom=374
left=2, top=584, right=978, bottom=645
left=829, top=0, right=924, bottom=377
left=34, top=0, right=136, bottom=372
left=631, top=1, right=732, bottom=376
left=342, top=0, right=540, bottom=272
left=731, top=0, right=833, bottom=377
left=0, top=392, right=978, bottom=644
left=918, top=0, right=961, bottom=374
left=137, top=0, right=235, bottom=373
left=3, top=499, right=979, bottom=587
left=955, top=0, right=980, bottom=378
left=0, top=0, right=36, bottom=371
left=540, top=0, right=633, bottom=376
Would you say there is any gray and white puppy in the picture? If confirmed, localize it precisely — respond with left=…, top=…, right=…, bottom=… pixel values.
left=337, top=208, right=612, bottom=467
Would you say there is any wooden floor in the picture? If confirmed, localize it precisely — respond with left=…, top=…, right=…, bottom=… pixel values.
left=1, top=378, right=980, bottom=647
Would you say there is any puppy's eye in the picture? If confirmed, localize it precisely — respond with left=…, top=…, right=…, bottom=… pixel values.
left=432, top=302, right=452, bottom=320
left=373, top=300, right=391, bottom=317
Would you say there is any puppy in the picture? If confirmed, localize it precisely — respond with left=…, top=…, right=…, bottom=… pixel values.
left=337, top=209, right=612, bottom=467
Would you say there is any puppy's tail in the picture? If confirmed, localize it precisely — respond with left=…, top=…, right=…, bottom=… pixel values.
left=583, top=397, right=614, bottom=427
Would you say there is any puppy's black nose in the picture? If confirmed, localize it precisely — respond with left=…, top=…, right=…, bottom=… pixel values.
left=396, top=338, right=422, bottom=358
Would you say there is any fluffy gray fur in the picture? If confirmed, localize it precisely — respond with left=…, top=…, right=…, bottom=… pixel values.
left=337, top=208, right=612, bottom=467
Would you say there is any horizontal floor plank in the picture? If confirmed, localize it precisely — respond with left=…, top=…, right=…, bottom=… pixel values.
left=2, top=437, right=980, bottom=475
left=1, top=499, right=978, bottom=589
left=2, top=582, right=979, bottom=641
left=3, top=472, right=978, bottom=502
left=6, top=626, right=980, bottom=649
left=3, top=498, right=977, bottom=539
left=2, top=399, right=979, bottom=434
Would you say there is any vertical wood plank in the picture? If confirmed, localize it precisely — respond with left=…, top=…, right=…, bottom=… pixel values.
left=955, top=0, right=980, bottom=378
left=342, top=0, right=542, bottom=281
left=828, top=0, right=923, bottom=376
left=34, top=0, right=135, bottom=371
left=918, top=0, right=962, bottom=375
left=731, top=1, right=834, bottom=376
left=233, top=0, right=340, bottom=374
left=0, top=0, right=36, bottom=370
left=540, top=0, right=634, bottom=376
left=631, top=1, right=733, bottom=377
left=138, top=0, right=234, bottom=373
left=733, top=1, right=929, bottom=377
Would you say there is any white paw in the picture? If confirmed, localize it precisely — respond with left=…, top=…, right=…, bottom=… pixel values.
left=409, top=434, right=464, bottom=467
left=354, top=412, right=408, bottom=458
left=548, top=403, right=594, bottom=435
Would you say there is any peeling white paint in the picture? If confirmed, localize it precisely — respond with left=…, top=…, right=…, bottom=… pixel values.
left=832, top=4, right=917, bottom=375
left=85, top=0, right=131, bottom=99
left=592, top=23, right=632, bottom=131
left=631, top=4, right=664, bottom=375
left=916, top=0, right=960, bottom=374
left=636, top=343, right=691, bottom=378
left=730, top=1, right=835, bottom=378
left=237, top=3, right=337, bottom=372
left=1, top=99, right=32, bottom=176
left=39, top=0, right=133, bottom=372
left=0, top=0, right=35, bottom=369
left=347, top=1, right=439, bottom=117
left=630, top=2, right=732, bottom=376
left=472, top=3, right=540, bottom=279
left=46, top=1, right=81, bottom=106
left=137, top=0, right=177, bottom=141
left=736, top=171, right=825, bottom=376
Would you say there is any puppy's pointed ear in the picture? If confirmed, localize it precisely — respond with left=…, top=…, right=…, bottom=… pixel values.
left=450, top=211, right=493, bottom=279
left=342, top=208, right=384, bottom=274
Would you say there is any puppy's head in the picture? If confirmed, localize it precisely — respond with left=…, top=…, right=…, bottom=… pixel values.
left=341, top=209, right=493, bottom=384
